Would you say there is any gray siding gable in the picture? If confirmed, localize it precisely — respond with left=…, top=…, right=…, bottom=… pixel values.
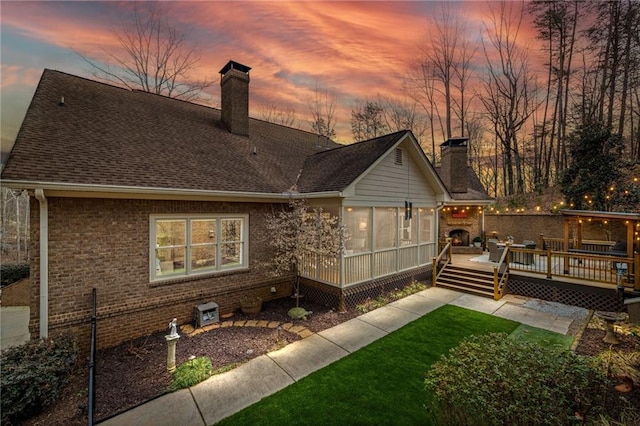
left=344, top=133, right=449, bottom=206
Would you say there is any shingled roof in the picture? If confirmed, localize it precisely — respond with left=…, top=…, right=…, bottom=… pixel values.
left=434, top=166, right=493, bottom=202
left=1, top=69, right=342, bottom=195
left=296, top=131, right=409, bottom=193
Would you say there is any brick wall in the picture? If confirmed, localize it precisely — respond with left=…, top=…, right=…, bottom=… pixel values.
left=29, top=197, right=294, bottom=351
left=485, top=213, right=628, bottom=244
left=440, top=207, right=484, bottom=244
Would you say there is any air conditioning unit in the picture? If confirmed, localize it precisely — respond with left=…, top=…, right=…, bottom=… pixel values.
left=194, top=302, right=219, bottom=328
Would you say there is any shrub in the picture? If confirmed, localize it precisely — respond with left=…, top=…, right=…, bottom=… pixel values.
left=1, top=334, right=79, bottom=425
left=425, top=333, right=609, bottom=426
left=0, top=263, right=29, bottom=287
left=168, top=356, right=213, bottom=392
left=356, top=281, right=427, bottom=314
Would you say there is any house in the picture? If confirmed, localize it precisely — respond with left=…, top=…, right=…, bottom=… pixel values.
left=435, top=137, right=494, bottom=252
left=1, top=60, right=454, bottom=349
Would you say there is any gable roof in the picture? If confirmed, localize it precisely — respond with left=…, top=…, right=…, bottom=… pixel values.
left=1, top=69, right=339, bottom=196
left=296, top=131, right=408, bottom=193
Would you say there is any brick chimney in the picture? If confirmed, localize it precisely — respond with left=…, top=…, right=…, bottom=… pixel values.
left=440, top=137, right=469, bottom=193
left=219, top=60, right=251, bottom=136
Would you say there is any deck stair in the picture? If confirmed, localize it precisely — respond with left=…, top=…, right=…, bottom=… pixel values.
left=436, top=265, right=495, bottom=298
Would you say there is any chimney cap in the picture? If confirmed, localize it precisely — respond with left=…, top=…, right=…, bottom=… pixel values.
left=219, top=60, right=251, bottom=75
left=440, top=137, right=469, bottom=147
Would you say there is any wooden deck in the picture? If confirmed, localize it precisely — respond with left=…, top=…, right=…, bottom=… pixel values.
left=450, top=251, right=638, bottom=291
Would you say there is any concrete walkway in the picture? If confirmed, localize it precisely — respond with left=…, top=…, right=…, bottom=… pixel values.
left=98, top=288, right=589, bottom=426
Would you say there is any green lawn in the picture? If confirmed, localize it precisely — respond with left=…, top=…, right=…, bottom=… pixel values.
left=217, top=305, right=543, bottom=425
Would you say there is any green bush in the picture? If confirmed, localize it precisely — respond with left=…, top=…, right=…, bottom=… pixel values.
left=168, top=356, right=213, bottom=392
left=0, top=263, right=29, bottom=287
left=425, top=333, right=608, bottom=426
left=356, top=281, right=428, bottom=314
left=1, top=334, right=79, bottom=425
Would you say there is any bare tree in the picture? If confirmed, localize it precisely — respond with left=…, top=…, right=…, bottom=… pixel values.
left=427, top=4, right=458, bottom=140
left=350, top=100, right=389, bottom=142
left=307, top=84, right=338, bottom=140
left=404, top=60, right=446, bottom=163
left=75, top=2, right=214, bottom=101
left=260, top=103, right=299, bottom=127
left=263, top=198, right=346, bottom=307
left=479, top=1, right=539, bottom=196
left=529, top=0, right=581, bottom=188
left=380, top=95, right=428, bottom=149
left=0, top=188, right=29, bottom=263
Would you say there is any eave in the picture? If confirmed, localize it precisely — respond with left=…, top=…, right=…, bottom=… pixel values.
left=0, top=180, right=344, bottom=202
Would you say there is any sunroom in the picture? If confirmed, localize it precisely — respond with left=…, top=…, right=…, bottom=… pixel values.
left=296, top=131, right=450, bottom=291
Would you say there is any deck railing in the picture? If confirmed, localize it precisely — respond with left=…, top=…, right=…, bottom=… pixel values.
left=507, top=247, right=639, bottom=290
left=493, top=248, right=509, bottom=300
left=302, top=242, right=436, bottom=288
left=432, top=239, right=452, bottom=288
left=539, top=235, right=617, bottom=252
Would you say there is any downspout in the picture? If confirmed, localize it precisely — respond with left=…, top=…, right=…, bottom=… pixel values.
left=35, top=189, right=48, bottom=338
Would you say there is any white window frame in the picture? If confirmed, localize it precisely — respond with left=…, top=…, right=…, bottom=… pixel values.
left=149, top=214, right=249, bottom=282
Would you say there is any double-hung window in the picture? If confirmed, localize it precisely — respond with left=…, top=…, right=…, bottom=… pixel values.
left=150, top=214, right=248, bottom=281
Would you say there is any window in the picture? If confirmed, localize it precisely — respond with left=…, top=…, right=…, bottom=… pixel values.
left=418, top=208, right=433, bottom=243
left=344, top=207, right=371, bottom=253
left=401, top=208, right=418, bottom=245
left=150, top=214, right=248, bottom=281
left=374, top=207, right=397, bottom=250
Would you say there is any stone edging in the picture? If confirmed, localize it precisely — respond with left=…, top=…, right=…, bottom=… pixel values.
left=180, top=320, right=315, bottom=339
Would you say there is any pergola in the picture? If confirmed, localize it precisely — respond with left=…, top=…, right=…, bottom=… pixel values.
left=561, top=210, right=640, bottom=289
left=560, top=209, right=640, bottom=258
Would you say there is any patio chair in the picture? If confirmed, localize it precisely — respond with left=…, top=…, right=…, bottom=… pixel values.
left=486, top=238, right=498, bottom=252
left=521, top=242, right=537, bottom=264
left=488, top=241, right=504, bottom=262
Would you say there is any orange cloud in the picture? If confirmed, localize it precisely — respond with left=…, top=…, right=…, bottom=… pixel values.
left=1, top=1, right=552, bottom=145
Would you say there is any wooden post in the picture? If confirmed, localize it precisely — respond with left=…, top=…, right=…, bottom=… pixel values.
left=432, top=257, right=437, bottom=288
left=635, top=253, right=639, bottom=291
left=547, top=246, right=553, bottom=279
left=576, top=220, right=583, bottom=249
left=563, top=219, right=571, bottom=274
left=626, top=221, right=634, bottom=259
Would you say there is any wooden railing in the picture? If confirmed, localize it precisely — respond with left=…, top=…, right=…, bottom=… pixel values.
left=432, top=238, right=452, bottom=288
left=302, top=242, right=437, bottom=288
left=539, top=235, right=617, bottom=252
left=506, top=247, right=639, bottom=290
left=493, top=248, right=509, bottom=300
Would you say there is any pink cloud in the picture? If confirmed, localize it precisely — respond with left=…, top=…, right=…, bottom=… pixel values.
left=1, top=1, right=553, bottom=144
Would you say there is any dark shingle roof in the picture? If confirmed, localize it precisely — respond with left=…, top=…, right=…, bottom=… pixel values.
left=434, top=166, right=493, bottom=201
left=1, top=70, right=339, bottom=194
left=296, top=131, right=408, bottom=193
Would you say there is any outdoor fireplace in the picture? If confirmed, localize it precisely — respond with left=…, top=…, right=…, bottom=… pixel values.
left=449, top=229, right=469, bottom=246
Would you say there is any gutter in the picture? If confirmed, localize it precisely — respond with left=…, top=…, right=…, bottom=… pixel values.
left=35, top=189, right=48, bottom=338
left=1, top=180, right=344, bottom=201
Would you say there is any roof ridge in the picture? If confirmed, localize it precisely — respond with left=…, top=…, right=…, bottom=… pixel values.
left=307, top=129, right=409, bottom=158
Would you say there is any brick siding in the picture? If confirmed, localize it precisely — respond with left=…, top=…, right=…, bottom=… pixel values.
left=29, top=197, right=294, bottom=351
left=485, top=213, right=628, bottom=243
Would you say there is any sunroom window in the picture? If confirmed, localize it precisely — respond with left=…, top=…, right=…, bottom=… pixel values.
left=151, top=214, right=248, bottom=281
left=344, top=207, right=372, bottom=253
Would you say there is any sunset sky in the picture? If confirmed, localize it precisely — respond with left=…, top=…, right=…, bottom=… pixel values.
left=0, top=1, right=539, bottom=158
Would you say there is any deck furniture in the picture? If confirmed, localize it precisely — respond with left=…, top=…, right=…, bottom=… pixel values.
left=488, top=241, right=505, bottom=262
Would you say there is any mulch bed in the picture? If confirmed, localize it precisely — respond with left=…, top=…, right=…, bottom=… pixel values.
left=22, top=298, right=359, bottom=425
left=20, top=300, right=640, bottom=426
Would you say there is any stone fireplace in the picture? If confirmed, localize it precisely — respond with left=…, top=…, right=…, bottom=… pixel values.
left=449, top=229, right=470, bottom=246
